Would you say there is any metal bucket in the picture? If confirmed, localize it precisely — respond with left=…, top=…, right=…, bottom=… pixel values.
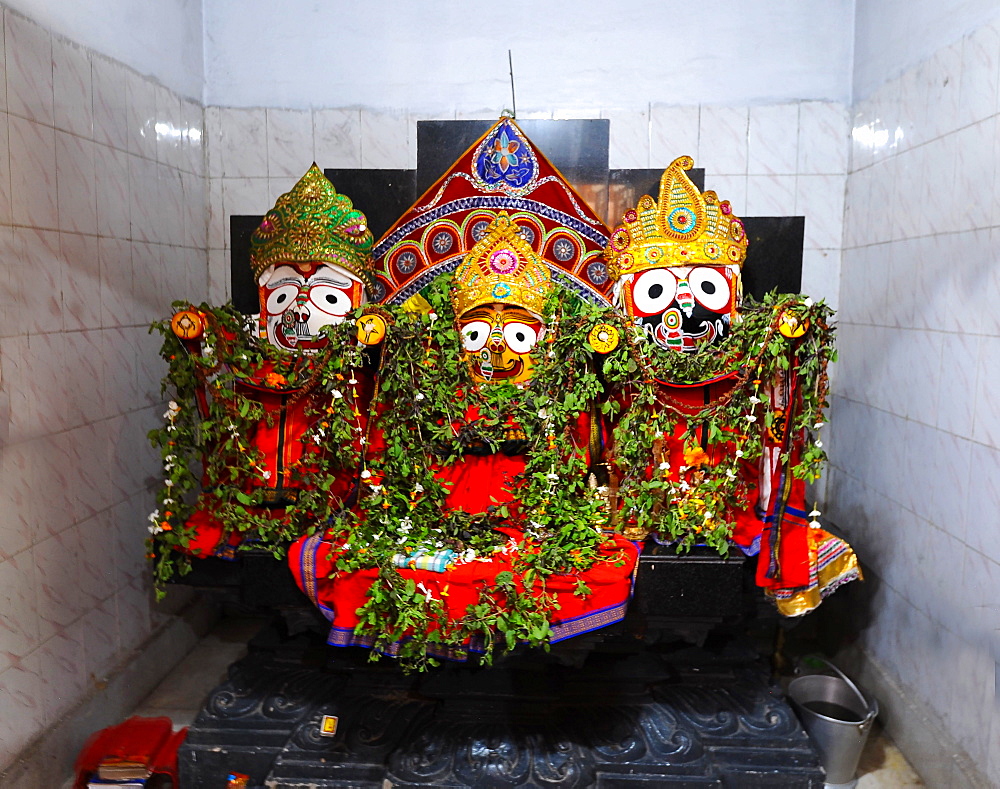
left=788, top=657, right=878, bottom=788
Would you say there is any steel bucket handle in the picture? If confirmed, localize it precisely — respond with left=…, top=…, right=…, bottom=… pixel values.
left=802, top=655, right=879, bottom=733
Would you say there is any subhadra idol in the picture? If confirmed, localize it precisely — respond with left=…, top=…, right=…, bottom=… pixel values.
left=147, top=165, right=377, bottom=582
left=290, top=212, right=638, bottom=668
left=602, top=156, right=860, bottom=615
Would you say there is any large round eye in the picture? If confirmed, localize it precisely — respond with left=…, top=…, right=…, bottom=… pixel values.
left=309, top=284, right=354, bottom=316
left=265, top=283, right=299, bottom=314
left=631, top=269, right=677, bottom=316
left=688, top=267, right=732, bottom=312
left=461, top=321, right=490, bottom=352
left=503, top=322, right=539, bottom=354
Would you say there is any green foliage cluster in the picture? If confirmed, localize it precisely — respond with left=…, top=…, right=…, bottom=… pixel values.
left=147, top=303, right=366, bottom=588
left=598, top=293, right=835, bottom=552
left=147, top=284, right=835, bottom=671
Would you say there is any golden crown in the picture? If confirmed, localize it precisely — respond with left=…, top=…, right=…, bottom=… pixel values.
left=249, top=164, right=374, bottom=289
left=451, top=212, right=552, bottom=318
left=605, top=156, right=747, bottom=281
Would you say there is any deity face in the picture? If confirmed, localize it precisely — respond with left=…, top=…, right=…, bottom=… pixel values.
left=458, top=303, right=544, bottom=384
left=259, top=262, right=365, bottom=352
left=619, top=264, right=738, bottom=352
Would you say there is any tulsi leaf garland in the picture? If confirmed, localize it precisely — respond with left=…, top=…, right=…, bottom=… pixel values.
left=335, top=274, right=614, bottom=670
left=147, top=302, right=366, bottom=592
left=600, top=292, right=835, bottom=552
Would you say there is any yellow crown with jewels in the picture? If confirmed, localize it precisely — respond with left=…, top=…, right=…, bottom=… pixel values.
left=605, top=156, right=748, bottom=281
left=451, top=212, right=552, bottom=318
left=249, top=164, right=374, bottom=289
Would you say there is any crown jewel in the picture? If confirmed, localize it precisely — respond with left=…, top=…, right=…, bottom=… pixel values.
left=451, top=212, right=552, bottom=318
left=249, top=164, right=374, bottom=289
left=605, top=156, right=747, bottom=281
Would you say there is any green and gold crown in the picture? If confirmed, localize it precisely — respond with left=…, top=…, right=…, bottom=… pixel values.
left=451, top=212, right=552, bottom=318
left=249, top=164, right=374, bottom=289
left=605, top=156, right=747, bottom=281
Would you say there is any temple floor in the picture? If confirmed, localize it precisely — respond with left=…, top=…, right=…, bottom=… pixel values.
left=59, top=610, right=924, bottom=788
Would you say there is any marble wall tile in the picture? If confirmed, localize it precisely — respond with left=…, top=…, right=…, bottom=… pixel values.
left=800, top=248, right=841, bottom=311
left=154, top=83, right=183, bottom=171
left=0, top=651, right=44, bottom=763
left=181, top=98, right=205, bottom=177
left=267, top=175, right=298, bottom=206
left=4, top=10, right=53, bottom=125
left=204, top=105, right=223, bottom=178
left=923, top=40, right=964, bottom=141
left=94, top=142, right=132, bottom=240
left=37, top=622, right=88, bottom=722
left=958, top=21, right=1000, bottom=129
left=110, top=495, right=147, bottom=586
left=52, top=34, right=93, bottom=138
left=61, top=232, right=101, bottom=332
left=973, top=336, right=1000, bottom=448
left=266, top=108, right=313, bottom=178
left=91, top=55, right=128, bottom=152
left=796, top=173, right=846, bottom=249
left=115, top=575, right=152, bottom=654
left=702, top=174, right=746, bottom=216
left=964, top=441, right=1000, bottom=567
left=0, top=113, right=13, bottom=227
left=313, top=108, right=361, bottom=169
left=56, top=130, right=98, bottom=234
left=221, top=176, right=270, bottom=219
left=842, top=167, right=871, bottom=248
left=0, top=552, right=40, bottom=674
left=14, top=227, right=63, bottom=336
left=936, top=332, right=980, bottom=439
left=747, top=103, right=798, bottom=175
left=181, top=170, right=207, bottom=251
left=128, top=153, right=159, bottom=244
left=960, top=548, right=1000, bottom=653
left=80, top=595, right=119, bottom=681
left=103, top=326, right=139, bottom=420
left=698, top=106, right=748, bottom=176
left=602, top=107, right=649, bottom=170
left=848, top=100, right=873, bottom=173
left=649, top=105, right=699, bottom=166
left=0, top=435, right=34, bottom=561
left=76, top=512, right=116, bottom=608
left=867, top=156, right=897, bottom=246
left=9, top=116, right=58, bottom=230
left=207, top=247, right=229, bottom=304
left=217, top=106, right=267, bottom=178
left=940, top=635, right=995, bottom=766
left=125, top=70, right=156, bottom=161
left=798, top=101, right=848, bottom=175
left=157, top=162, right=184, bottom=246
left=207, top=173, right=226, bottom=250
left=869, top=77, right=903, bottom=165
left=34, top=529, right=86, bottom=642
left=62, top=331, right=107, bottom=429
left=745, top=174, right=796, bottom=217
left=131, top=240, right=167, bottom=326
left=360, top=109, right=409, bottom=170
left=0, top=12, right=6, bottom=112
left=953, top=117, right=996, bottom=233
left=98, top=237, right=134, bottom=329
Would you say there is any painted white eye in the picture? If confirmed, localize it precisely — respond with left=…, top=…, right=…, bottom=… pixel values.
left=461, top=321, right=490, bottom=352
left=631, top=269, right=677, bottom=316
left=309, top=284, right=354, bottom=316
left=265, top=283, right=299, bottom=314
left=503, top=322, right=539, bottom=354
left=688, top=267, right=731, bottom=312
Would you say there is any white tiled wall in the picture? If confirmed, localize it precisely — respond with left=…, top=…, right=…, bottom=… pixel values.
left=204, top=100, right=849, bottom=310
left=0, top=7, right=208, bottom=768
left=830, top=14, right=1000, bottom=785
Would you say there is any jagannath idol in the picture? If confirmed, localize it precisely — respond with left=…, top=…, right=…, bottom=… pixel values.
left=601, top=156, right=860, bottom=615
left=148, top=165, right=378, bottom=573
left=289, top=212, right=638, bottom=668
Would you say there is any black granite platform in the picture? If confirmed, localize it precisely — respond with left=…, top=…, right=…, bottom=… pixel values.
left=178, top=604, right=823, bottom=788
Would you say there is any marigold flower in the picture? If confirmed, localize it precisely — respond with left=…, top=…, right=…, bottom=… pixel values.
left=265, top=372, right=288, bottom=387
left=683, top=447, right=710, bottom=467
